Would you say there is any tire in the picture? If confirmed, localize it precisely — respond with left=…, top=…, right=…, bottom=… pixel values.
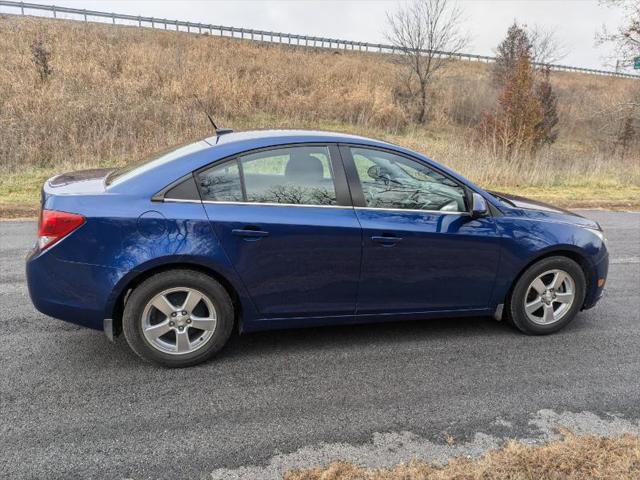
left=122, top=269, right=234, bottom=367
left=507, top=256, right=586, bottom=335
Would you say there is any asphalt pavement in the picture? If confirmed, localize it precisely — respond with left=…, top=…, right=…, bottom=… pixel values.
left=1, top=210, right=639, bottom=480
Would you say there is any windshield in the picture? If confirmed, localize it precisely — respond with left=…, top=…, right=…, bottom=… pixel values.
left=105, top=141, right=207, bottom=187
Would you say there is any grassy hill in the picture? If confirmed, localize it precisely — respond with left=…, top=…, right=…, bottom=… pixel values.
left=1, top=15, right=638, bottom=217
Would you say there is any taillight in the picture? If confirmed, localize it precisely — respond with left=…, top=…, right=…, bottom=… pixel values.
left=37, top=209, right=85, bottom=251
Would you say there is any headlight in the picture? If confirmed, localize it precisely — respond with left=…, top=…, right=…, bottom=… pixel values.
left=585, top=227, right=607, bottom=245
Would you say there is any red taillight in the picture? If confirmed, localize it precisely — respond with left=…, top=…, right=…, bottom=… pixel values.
left=37, top=209, right=85, bottom=251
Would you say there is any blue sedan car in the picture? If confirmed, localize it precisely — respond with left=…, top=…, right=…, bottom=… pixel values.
left=26, top=130, right=608, bottom=367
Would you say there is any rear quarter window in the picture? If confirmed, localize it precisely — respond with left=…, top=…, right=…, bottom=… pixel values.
left=162, top=175, right=201, bottom=201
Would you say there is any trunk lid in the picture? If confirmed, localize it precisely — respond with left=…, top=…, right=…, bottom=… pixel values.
left=47, top=168, right=114, bottom=192
left=42, top=168, right=114, bottom=208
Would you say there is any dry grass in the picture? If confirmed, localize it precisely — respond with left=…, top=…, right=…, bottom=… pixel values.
left=285, top=432, right=640, bottom=480
left=0, top=15, right=639, bottom=213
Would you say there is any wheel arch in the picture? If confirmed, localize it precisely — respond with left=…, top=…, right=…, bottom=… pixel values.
left=109, top=261, right=244, bottom=338
left=504, top=247, right=595, bottom=312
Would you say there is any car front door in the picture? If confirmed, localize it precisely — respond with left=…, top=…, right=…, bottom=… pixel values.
left=341, top=145, right=500, bottom=315
left=197, top=144, right=361, bottom=319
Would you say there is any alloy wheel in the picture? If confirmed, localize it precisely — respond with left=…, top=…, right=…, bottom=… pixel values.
left=524, top=269, right=576, bottom=325
left=141, top=287, right=217, bottom=355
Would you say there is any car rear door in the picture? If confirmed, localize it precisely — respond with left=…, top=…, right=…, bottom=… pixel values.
left=197, top=144, right=362, bottom=319
left=340, top=145, right=500, bottom=315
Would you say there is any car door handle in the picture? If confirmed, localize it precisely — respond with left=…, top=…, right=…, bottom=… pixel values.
left=232, top=228, right=269, bottom=238
left=371, top=235, right=402, bottom=245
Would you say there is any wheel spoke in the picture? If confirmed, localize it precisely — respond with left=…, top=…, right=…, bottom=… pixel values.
left=181, top=290, right=203, bottom=314
left=190, top=316, right=216, bottom=331
left=144, top=320, right=172, bottom=340
left=531, top=278, right=547, bottom=295
left=543, top=304, right=556, bottom=323
left=555, top=292, right=573, bottom=304
left=151, top=295, right=176, bottom=318
left=525, top=298, right=543, bottom=314
left=176, top=330, right=191, bottom=353
left=551, top=271, right=568, bottom=290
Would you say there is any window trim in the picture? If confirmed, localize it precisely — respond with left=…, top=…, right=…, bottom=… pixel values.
left=354, top=206, right=469, bottom=215
left=191, top=142, right=352, bottom=208
left=203, top=200, right=353, bottom=209
left=338, top=143, right=473, bottom=215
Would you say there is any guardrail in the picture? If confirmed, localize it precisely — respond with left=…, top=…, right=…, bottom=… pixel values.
left=1, top=0, right=638, bottom=79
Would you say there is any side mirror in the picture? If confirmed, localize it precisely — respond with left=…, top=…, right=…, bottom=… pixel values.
left=471, top=193, right=488, bottom=218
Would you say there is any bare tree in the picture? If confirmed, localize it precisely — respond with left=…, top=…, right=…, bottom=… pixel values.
left=536, top=67, right=559, bottom=146
left=529, top=25, right=568, bottom=65
left=597, top=0, right=639, bottom=155
left=30, top=37, right=53, bottom=83
left=386, top=0, right=468, bottom=124
left=597, top=0, right=640, bottom=69
left=616, top=114, right=637, bottom=159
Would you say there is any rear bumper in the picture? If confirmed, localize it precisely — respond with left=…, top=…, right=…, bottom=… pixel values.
left=26, top=248, right=124, bottom=331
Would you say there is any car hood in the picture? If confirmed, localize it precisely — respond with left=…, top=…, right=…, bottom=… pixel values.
left=490, top=191, right=600, bottom=229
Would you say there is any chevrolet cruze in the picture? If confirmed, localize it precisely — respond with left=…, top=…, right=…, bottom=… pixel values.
left=26, top=130, right=609, bottom=367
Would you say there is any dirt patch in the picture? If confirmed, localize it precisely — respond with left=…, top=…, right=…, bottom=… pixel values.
left=285, top=432, right=640, bottom=480
left=0, top=203, right=39, bottom=220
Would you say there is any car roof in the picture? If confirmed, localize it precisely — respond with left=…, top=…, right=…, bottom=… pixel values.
left=108, top=128, right=485, bottom=198
left=203, top=129, right=398, bottom=150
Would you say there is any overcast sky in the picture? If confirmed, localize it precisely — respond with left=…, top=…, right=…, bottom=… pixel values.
left=3, top=0, right=629, bottom=71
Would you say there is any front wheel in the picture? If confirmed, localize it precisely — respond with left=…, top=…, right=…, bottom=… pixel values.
left=122, top=269, right=234, bottom=367
left=507, top=256, right=586, bottom=335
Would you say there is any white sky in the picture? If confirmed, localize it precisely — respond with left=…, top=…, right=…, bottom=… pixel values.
left=2, top=0, right=629, bottom=71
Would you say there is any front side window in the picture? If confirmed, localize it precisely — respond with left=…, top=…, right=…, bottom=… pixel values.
left=350, top=147, right=467, bottom=212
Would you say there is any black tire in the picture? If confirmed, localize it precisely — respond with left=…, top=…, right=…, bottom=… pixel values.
left=507, top=256, right=586, bottom=335
left=122, top=269, right=234, bottom=368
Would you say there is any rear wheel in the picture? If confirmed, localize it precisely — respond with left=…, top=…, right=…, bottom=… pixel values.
left=122, top=269, right=234, bottom=367
left=507, top=256, right=586, bottom=335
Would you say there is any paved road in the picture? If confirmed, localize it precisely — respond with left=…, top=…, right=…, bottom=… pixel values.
left=1, top=211, right=639, bottom=480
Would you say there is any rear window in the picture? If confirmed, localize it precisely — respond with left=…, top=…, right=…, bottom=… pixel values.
left=106, top=141, right=207, bottom=187
left=197, top=145, right=338, bottom=206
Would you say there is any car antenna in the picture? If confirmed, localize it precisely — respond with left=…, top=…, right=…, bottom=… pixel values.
left=192, top=94, right=233, bottom=136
